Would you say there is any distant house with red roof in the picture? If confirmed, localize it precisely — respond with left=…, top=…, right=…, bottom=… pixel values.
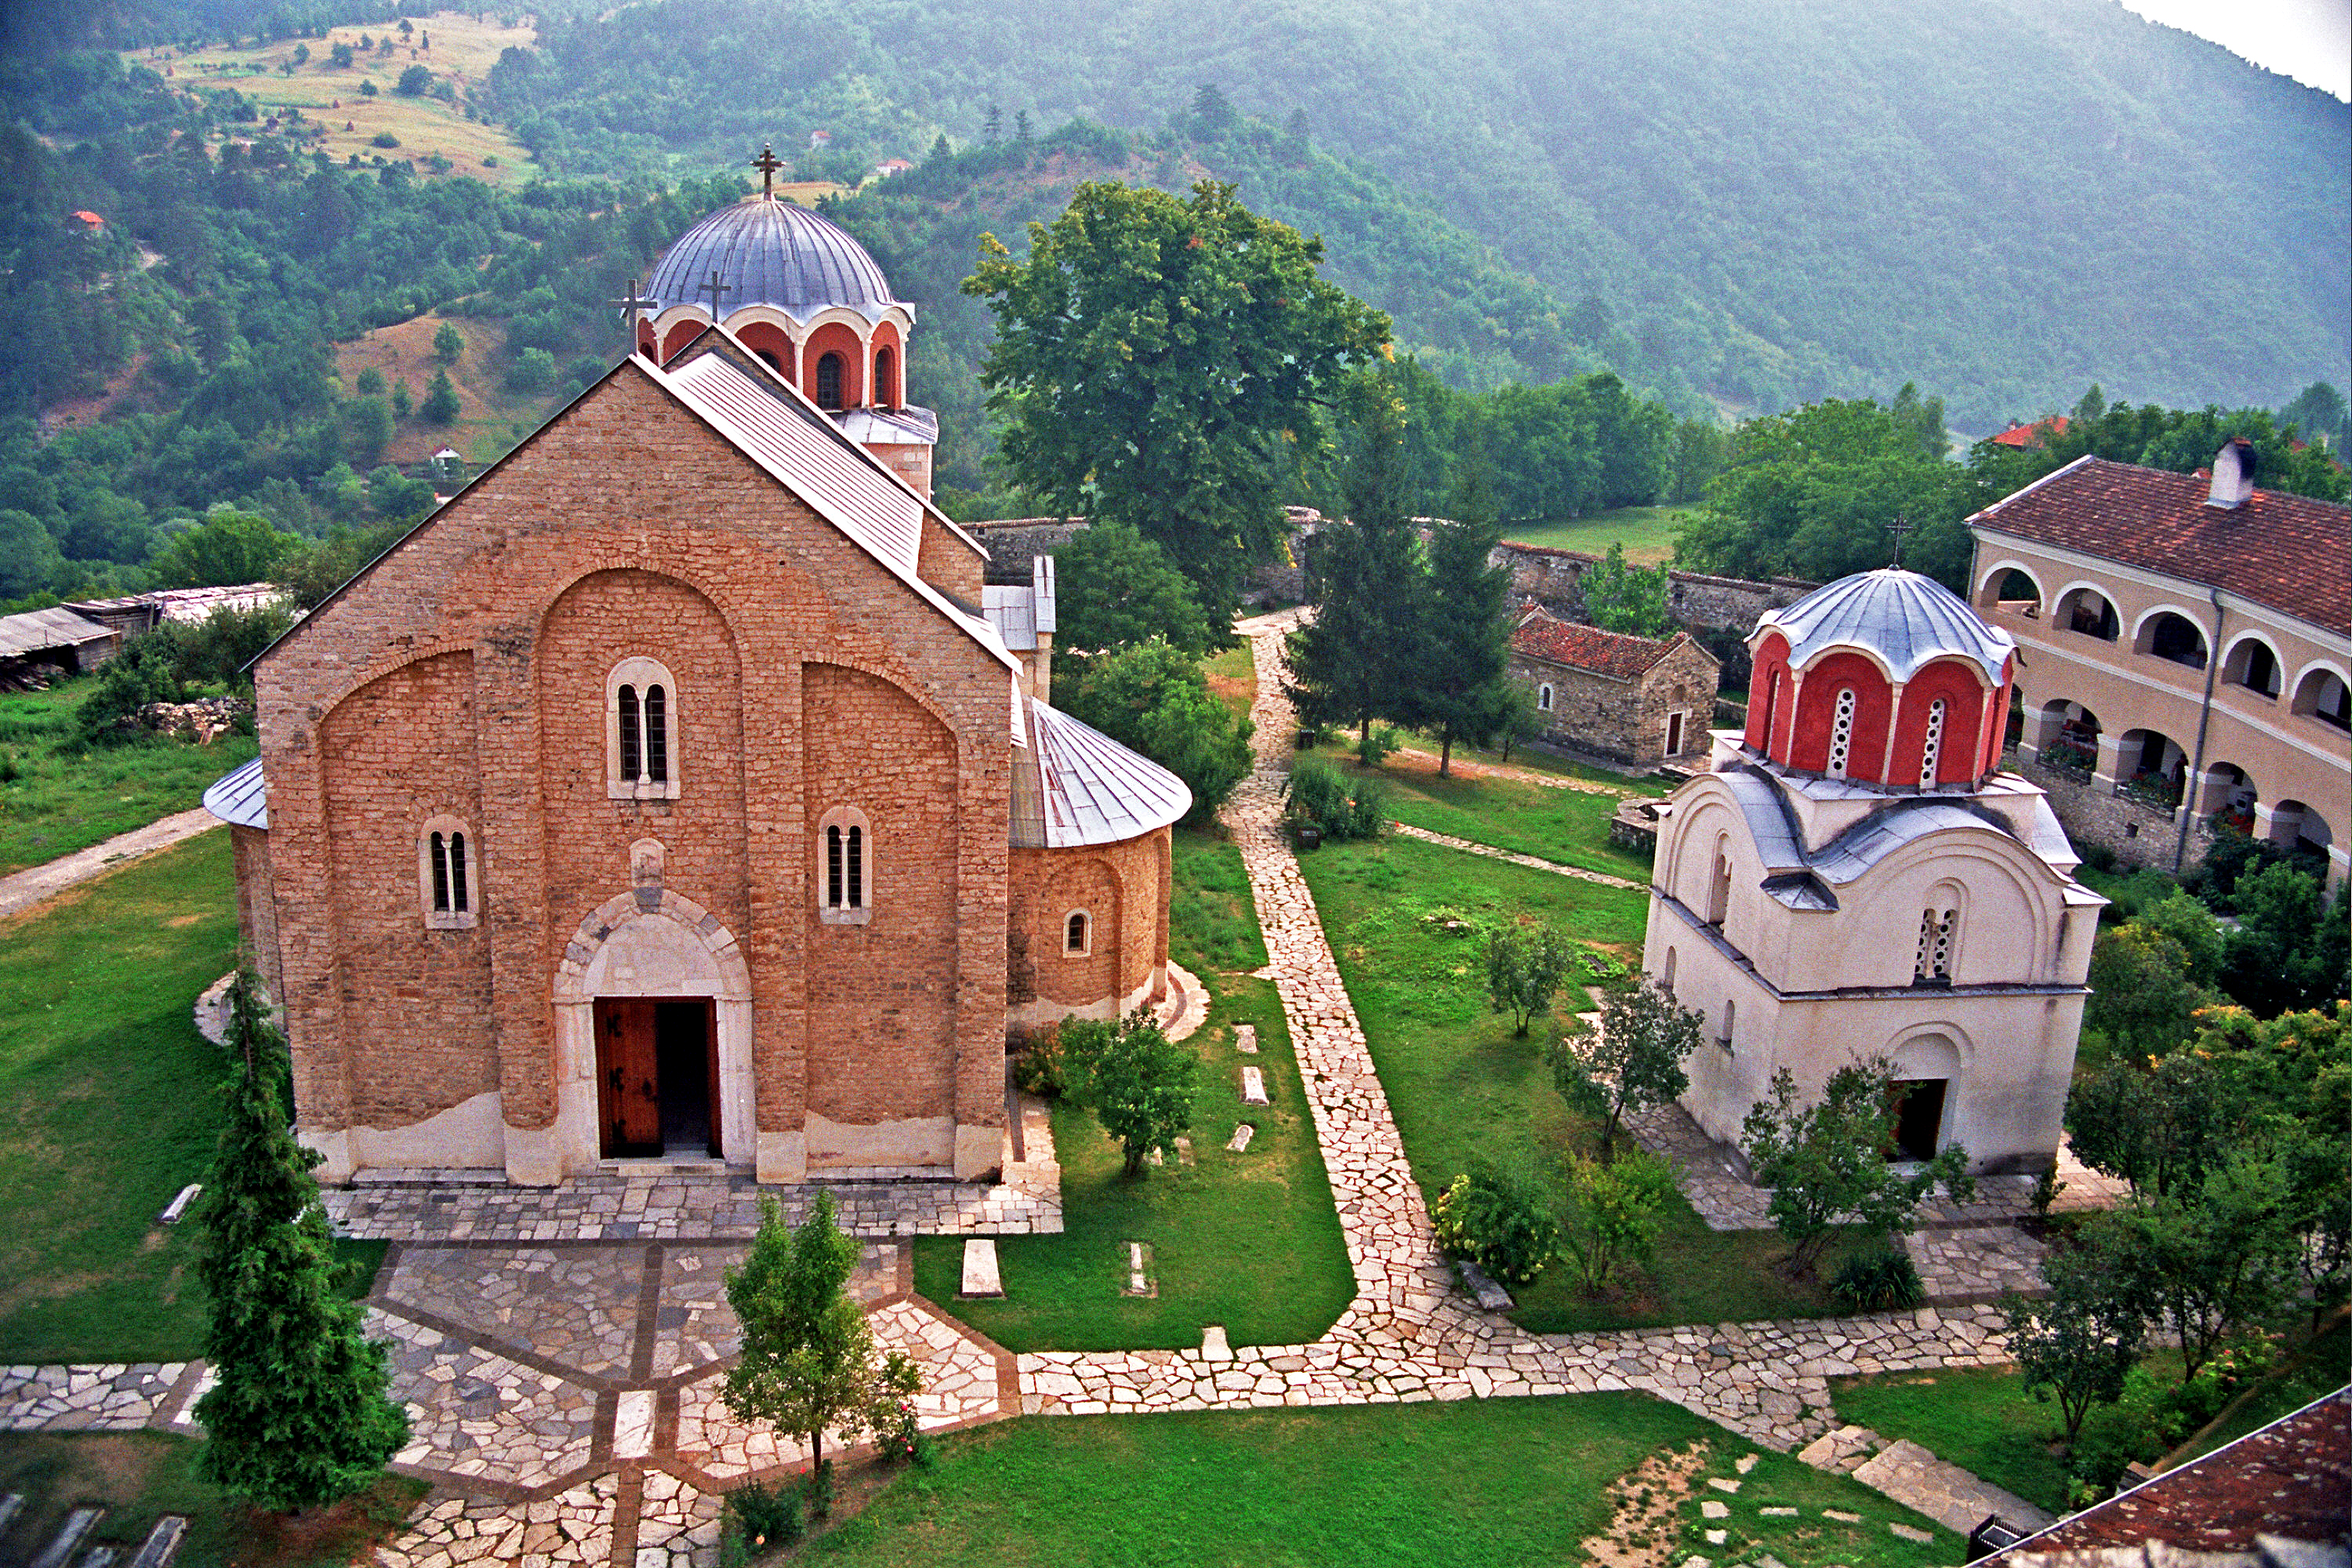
left=1508, top=604, right=1719, bottom=769
left=1988, top=414, right=2070, bottom=449
left=69, top=210, right=103, bottom=231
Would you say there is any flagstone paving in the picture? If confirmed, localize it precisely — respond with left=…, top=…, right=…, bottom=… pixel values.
left=0, top=612, right=2092, bottom=1564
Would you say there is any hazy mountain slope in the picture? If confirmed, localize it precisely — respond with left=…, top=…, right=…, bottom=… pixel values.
left=495, top=0, right=2350, bottom=424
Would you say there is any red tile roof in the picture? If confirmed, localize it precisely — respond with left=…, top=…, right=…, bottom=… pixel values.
left=1997, top=1392, right=2348, bottom=1560
left=1989, top=414, right=2070, bottom=448
left=1510, top=608, right=1690, bottom=681
left=1969, top=455, right=2352, bottom=635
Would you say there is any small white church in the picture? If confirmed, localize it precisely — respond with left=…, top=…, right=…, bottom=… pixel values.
left=1642, top=568, right=2104, bottom=1174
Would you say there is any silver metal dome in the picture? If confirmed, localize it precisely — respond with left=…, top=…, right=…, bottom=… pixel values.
left=644, top=198, right=902, bottom=321
left=1760, top=568, right=2014, bottom=682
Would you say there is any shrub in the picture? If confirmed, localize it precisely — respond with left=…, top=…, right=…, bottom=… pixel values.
left=1485, top=920, right=1574, bottom=1036
left=1011, top=1022, right=1066, bottom=1097
left=1060, top=1012, right=1196, bottom=1177
left=504, top=347, right=557, bottom=394
left=371, top=130, right=399, bottom=148
left=1829, top=1247, right=1925, bottom=1312
left=1279, top=754, right=1388, bottom=842
left=1431, top=1160, right=1558, bottom=1287
left=720, top=1479, right=804, bottom=1566
left=1559, top=1149, right=1674, bottom=1293
left=1053, top=639, right=1254, bottom=823
left=396, top=64, right=432, bottom=95
left=76, top=641, right=183, bottom=745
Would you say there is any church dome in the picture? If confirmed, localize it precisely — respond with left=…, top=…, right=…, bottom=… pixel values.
left=644, top=197, right=901, bottom=321
left=1759, top=568, right=2013, bottom=683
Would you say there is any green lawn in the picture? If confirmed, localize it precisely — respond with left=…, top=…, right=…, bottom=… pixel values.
left=0, top=676, right=256, bottom=875
left=1359, top=753, right=1661, bottom=883
left=1298, top=833, right=1880, bottom=1333
left=0, top=836, right=245, bottom=1361
left=912, top=829, right=1352, bottom=1351
left=804, top=1396, right=1958, bottom=1568
left=1202, top=640, right=1257, bottom=726
left=1830, top=1366, right=2078, bottom=1515
left=1498, top=503, right=1698, bottom=564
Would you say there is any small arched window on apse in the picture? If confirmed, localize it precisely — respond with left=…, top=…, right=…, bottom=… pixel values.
left=1537, top=683, right=1554, bottom=713
left=815, top=351, right=846, bottom=411
left=607, top=657, right=681, bottom=800
left=419, top=814, right=477, bottom=929
left=817, top=805, right=872, bottom=924
left=873, top=345, right=896, bottom=408
left=1720, top=998, right=1736, bottom=1050
left=1705, top=833, right=1733, bottom=926
left=1064, top=910, right=1091, bottom=956
left=1661, top=946, right=1677, bottom=996
left=1827, top=687, right=1858, bottom=779
left=1918, top=697, right=1949, bottom=787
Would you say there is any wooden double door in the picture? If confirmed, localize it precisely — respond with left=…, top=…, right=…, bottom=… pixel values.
left=595, top=998, right=718, bottom=1159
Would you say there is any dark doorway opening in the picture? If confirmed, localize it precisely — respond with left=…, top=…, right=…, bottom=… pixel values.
left=595, top=997, right=717, bottom=1159
left=1890, top=1079, right=1947, bottom=1162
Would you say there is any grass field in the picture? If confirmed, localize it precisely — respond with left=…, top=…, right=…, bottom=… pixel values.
left=125, top=11, right=543, bottom=186
left=1498, top=503, right=1700, bottom=564
left=1297, top=833, right=1878, bottom=1333
left=0, top=677, right=256, bottom=877
left=1347, top=746, right=1661, bottom=884
left=1829, top=1365, right=2078, bottom=1515
left=801, top=1398, right=1957, bottom=1568
left=910, top=829, right=1353, bottom=1351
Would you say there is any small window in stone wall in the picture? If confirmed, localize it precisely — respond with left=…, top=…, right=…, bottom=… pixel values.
left=1064, top=910, right=1091, bottom=956
left=607, top=657, right=681, bottom=800
left=1918, top=697, right=1947, bottom=786
left=419, top=815, right=477, bottom=929
left=1827, top=687, right=1857, bottom=779
left=1913, top=908, right=1957, bottom=985
left=1538, top=684, right=1554, bottom=713
left=818, top=806, right=872, bottom=924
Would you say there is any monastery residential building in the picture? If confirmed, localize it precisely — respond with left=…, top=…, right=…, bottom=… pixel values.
left=206, top=193, right=1188, bottom=1188
left=1642, top=568, right=2103, bottom=1174
left=1970, top=440, right=2350, bottom=891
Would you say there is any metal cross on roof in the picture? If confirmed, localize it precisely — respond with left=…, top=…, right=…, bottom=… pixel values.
left=695, top=270, right=734, bottom=317
left=750, top=142, right=783, bottom=199
left=611, top=275, right=659, bottom=347
left=1886, top=514, right=1912, bottom=568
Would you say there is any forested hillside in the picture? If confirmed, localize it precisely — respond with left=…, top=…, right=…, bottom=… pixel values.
left=484, top=0, right=2350, bottom=427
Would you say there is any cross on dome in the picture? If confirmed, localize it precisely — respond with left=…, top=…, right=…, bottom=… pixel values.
left=750, top=142, right=783, bottom=199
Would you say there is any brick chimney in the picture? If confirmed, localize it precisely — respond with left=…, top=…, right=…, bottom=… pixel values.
left=2206, top=438, right=2256, bottom=509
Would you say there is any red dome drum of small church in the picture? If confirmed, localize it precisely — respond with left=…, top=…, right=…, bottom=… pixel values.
left=1741, top=568, right=2016, bottom=790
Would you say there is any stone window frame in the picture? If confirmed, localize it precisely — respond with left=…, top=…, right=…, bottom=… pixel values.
left=1827, top=686, right=1858, bottom=779
left=606, top=656, right=682, bottom=801
left=1537, top=682, right=1554, bottom=713
left=816, top=804, right=873, bottom=926
left=1911, top=881, right=1965, bottom=986
left=1062, top=909, right=1092, bottom=956
left=1917, top=696, right=1948, bottom=786
left=418, top=812, right=478, bottom=930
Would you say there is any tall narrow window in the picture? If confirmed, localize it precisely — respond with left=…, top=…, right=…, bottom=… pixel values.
left=873, top=345, right=896, bottom=407
left=607, top=659, right=682, bottom=800
left=1721, top=999, right=1736, bottom=1048
left=1918, top=697, right=1947, bottom=786
left=815, top=351, right=845, bottom=410
left=1827, top=688, right=1857, bottom=779
left=817, top=807, right=873, bottom=924
left=1661, top=946, right=1677, bottom=996
left=1705, top=837, right=1733, bottom=927
left=1538, top=683, right=1554, bottom=712
left=1914, top=908, right=1957, bottom=985
left=1065, top=911, right=1090, bottom=954
left=419, top=815, right=478, bottom=929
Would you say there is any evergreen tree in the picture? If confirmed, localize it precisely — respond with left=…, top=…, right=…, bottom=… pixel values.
left=194, top=971, right=408, bottom=1512
left=421, top=368, right=460, bottom=423
left=1409, top=433, right=1515, bottom=774
left=1285, top=375, right=1425, bottom=762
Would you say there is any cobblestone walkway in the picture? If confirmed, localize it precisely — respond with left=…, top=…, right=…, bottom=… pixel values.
left=1016, top=622, right=2029, bottom=1449
left=1388, top=820, right=1647, bottom=891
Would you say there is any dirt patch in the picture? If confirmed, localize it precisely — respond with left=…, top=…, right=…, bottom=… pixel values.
left=165, top=914, right=201, bottom=927
left=234, top=1472, right=429, bottom=1566
left=1580, top=1439, right=1711, bottom=1568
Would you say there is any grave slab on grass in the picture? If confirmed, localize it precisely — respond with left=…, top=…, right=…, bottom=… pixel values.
left=1121, top=1241, right=1156, bottom=1298
left=1454, top=1258, right=1512, bottom=1311
left=1200, top=1324, right=1232, bottom=1361
left=157, top=1182, right=202, bottom=1225
left=1233, top=1025, right=1258, bottom=1054
left=960, top=1238, right=1004, bottom=1298
left=1701, top=1501, right=1729, bottom=1519
left=128, top=1516, right=188, bottom=1568
left=1240, top=1065, right=1269, bottom=1105
left=1226, top=1123, right=1256, bottom=1152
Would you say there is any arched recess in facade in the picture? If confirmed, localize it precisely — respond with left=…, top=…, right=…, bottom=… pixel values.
left=553, top=887, right=755, bottom=1167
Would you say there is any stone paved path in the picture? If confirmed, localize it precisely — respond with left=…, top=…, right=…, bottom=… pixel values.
left=1849, top=1437, right=2059, bottom=1535
left=1017, top=620, right=2027, bottom=1447
left=0, top=806, right=220, bottom=921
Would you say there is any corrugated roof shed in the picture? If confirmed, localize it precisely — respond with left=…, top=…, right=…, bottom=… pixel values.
left=0, top=607, right=117, bottom=660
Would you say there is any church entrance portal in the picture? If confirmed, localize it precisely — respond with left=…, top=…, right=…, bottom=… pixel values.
left=1889, top=1079, right=1948, bottom=1162
left=594, top=998, right=718, bottom=1159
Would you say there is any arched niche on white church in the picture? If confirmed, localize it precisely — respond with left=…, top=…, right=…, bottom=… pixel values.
left=551, top=885, right=754, bottom=1173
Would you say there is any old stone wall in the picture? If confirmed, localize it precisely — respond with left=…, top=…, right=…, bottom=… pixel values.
left=1007, top=828, right=1169, bottom=1021
left=964, top=518, right=1085, bottom=586
left=1492, top=543, right=1813, bottom=684
left=2009, top=753, right=2214, bottom=873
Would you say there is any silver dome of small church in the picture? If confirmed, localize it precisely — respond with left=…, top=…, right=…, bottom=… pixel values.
left=644, top=196, right=902, bottom=322
left=1760, top=567, right=2014, bottom=681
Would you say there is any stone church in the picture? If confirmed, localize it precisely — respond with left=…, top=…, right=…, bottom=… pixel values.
left=205, top=191, right=1189, bottom=1188
left=1642, top=568, right=2103, bottom=1174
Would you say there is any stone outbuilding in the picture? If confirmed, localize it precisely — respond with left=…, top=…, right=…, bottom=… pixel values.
left=205, top=194, right=1189, bottom=1190
left=1509, top=606, right=1719, bottom=769
left=1642, top=568, right=2104, bottom=1175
